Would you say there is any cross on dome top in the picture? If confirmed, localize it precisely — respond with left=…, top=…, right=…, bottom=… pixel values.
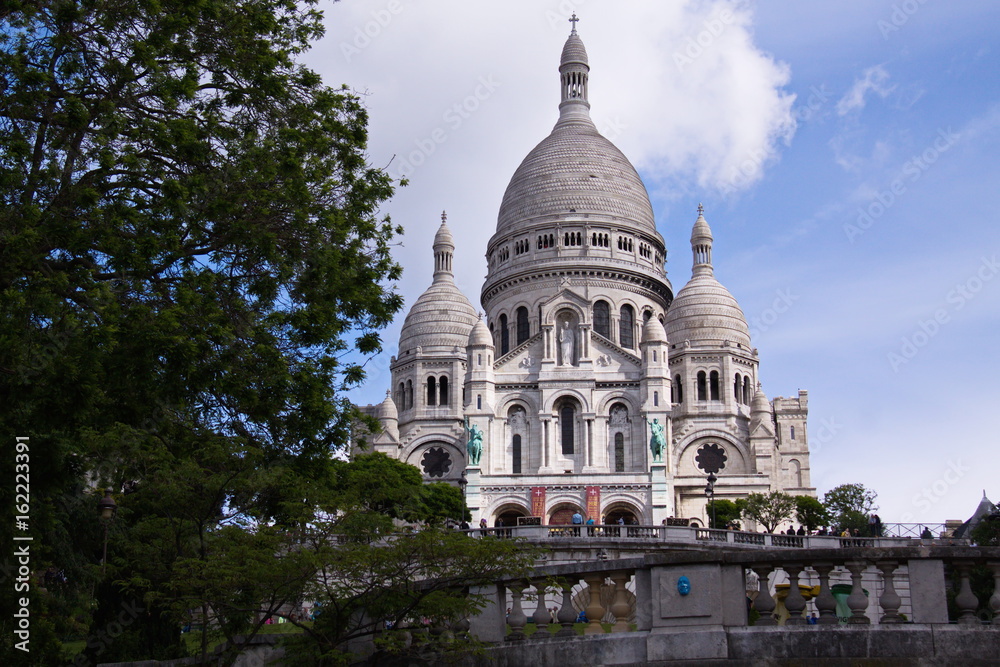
left=569, top=13, right=579, bottom=34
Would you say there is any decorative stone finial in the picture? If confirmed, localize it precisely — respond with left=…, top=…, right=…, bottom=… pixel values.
left=441, top=210, right=447, bottom=224
left=569, top=13, right=579, bottom=34
left=697, top=202, right=704, bottom=216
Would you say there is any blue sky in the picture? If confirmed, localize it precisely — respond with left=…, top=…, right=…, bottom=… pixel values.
left=305, top=1, right=1000, bottom=525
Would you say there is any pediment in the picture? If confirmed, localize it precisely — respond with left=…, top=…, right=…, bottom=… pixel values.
left=539, top=287, right=592, bottom=322
left=591, top=333, right=641, bottom=371
left=494, top=334, right=544, bottom=375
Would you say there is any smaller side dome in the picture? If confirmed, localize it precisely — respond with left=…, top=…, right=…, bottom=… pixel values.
left=664, top=206, right=751, bottom=348
left=376, top=389, right=398, bottom=422
left=376, top=390, right=399, bottom=441
left=750, top=385, right=772, bottom=431
left=642, top=316, right=668, bottom=344
left=751, top=386, right=772, bottom=416
left=469, top=318, right=494, bottom=348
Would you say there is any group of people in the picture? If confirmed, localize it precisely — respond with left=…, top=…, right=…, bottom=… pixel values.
left=570, top=511, right=637, bottom=526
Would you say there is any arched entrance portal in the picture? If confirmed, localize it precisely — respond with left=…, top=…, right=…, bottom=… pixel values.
left=548, top=503, right=584, bottom=525
left=603, top=502, right=642, bottom=525
left=495, top=504, right=529, bottom=528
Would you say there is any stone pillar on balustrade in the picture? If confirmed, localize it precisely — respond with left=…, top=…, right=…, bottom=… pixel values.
left=467, top=583, right=507, bottom=643
left=643, top=560, right=747, bottom=662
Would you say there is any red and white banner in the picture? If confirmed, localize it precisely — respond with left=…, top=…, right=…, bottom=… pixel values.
left=531, top=486, right=546, bottom=517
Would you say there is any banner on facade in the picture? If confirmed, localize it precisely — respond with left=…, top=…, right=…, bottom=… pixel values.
left=531, top=486, right=546, bottom=517
left=586, top=486, right=600, bottom=522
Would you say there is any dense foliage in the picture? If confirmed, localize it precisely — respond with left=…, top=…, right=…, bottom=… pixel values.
left=0, top=0, right=438, bottom=662
left=737, top=491, right=795, bottom=533
left=706, top=499, right=741, bottom=529
left=823, top=483, right=878, bottom=534
left=794, top=495, right=831, bottom=532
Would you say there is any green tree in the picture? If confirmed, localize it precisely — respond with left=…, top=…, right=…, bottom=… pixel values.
left=1, top=0, right=402, bottom=662
left=707, top=499, right=741, bottom=529
left=794, top=495, right=831, bottom=532
left=971, top=513, right=1000, bottom=546
left=824, top=483, right=878, bottom=534
left=421, top=482, right=471, bottom=524
left=282, top=526, right=537, bottom=666
left=738, top=491, right=796, bottom=533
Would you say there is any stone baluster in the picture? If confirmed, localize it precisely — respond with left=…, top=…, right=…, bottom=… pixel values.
left=954, top=563, right=980, bottom=625
left=876, top=561, right=903, bottom=624
left=845, top=560, right=871, bottom=624
left=989, top=563, right=1000, bottom=626
left=531, top=581, right=550, bottom=636
left=556, top=580, right=578, bottom=637
left=811, top=563, right=838, bottom=625
left=610, top=571, right=631, bottom=632
left=783, top=564, right=807, bottom=625
left=584, top=574, right=606, bottom=635
left=507, top=585, right=527, bottom=640
left=750, top=565, right=777, bottom=626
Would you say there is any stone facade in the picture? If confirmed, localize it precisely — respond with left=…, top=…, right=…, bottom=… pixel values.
left=362, top=25, right=814, bottom=527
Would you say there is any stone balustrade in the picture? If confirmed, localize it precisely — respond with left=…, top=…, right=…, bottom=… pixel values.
left=468, top=523, right=920, bottom=550
left=446, top=543, right=1000, bottom=664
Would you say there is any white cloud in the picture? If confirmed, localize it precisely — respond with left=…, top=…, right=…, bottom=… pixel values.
left=836, top=65, right=894, bottom=116
left=595, top=2, right=798, bottom=198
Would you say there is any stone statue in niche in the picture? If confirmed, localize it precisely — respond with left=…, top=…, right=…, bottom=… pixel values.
left=508, top=408, right=527, bottom=429
left=558, top=319, right=575, bottom=366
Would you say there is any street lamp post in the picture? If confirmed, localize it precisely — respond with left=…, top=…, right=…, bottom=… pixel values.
left=705, top=473, right=717, bottom=529
left=97, top=488, right=117, bottom=574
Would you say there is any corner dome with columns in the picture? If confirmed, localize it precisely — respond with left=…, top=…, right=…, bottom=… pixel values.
left=663, top=206, right=752, bottom=349
left=396, top=213, right=478, bottom=355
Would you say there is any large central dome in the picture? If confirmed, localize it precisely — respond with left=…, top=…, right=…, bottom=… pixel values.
left=496, top=122, right=656, bottom=234
left=494, top=24, right=654, bottom=236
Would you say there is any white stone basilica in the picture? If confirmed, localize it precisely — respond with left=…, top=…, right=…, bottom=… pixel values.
left=363, top=24, right=814, bottom=527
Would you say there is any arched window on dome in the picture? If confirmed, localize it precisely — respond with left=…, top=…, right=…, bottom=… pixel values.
left=593, top=301, right=610, bottom=338
left=499, top=314, right=509, bottom=355
left=516, top=307, right=529, bottom=345
left=697, top=371, right=707, bottom=401
left=734, top=373, right=742, bottom=404
left=619, top=305, right=635, bottom=349
left=405, top=380, right=413, bottom=410
left=426, top=376, right=437, bottom=406
left=743, top=377, right=751, bottom=405
left=710, top=371, right=720, bottom=400
left=673, top=374, right=683, bottom=403
left=396, top=382, right=405, bottom=410
left=439, top=376, right=449, bottom=406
